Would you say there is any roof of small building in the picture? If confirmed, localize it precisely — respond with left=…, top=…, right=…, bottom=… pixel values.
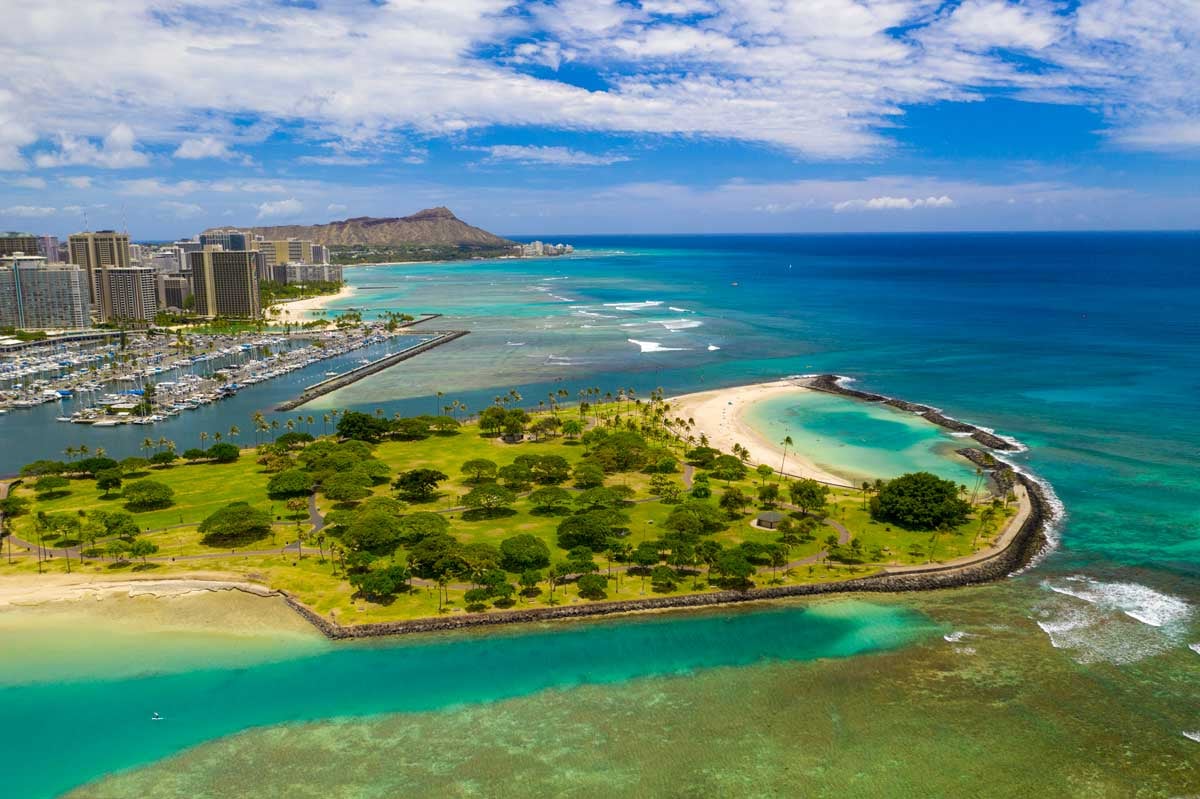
left=757, top=510, right=786, bottom=522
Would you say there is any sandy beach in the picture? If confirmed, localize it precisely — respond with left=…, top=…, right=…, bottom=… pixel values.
left=272, top=283, right=358, bottom=322
left=0, top=572, right=279, bottom=608
left=669, top=380, right=854, bottom=487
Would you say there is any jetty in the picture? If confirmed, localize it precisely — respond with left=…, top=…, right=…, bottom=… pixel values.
left=275, top=315, right=468, bottom=410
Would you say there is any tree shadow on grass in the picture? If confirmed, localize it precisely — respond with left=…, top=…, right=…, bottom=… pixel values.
left=529, top=505, right=572, bottom=517
left=131, top=562, right=161, bottom=571
left=461, top=507, right=518, bottom=522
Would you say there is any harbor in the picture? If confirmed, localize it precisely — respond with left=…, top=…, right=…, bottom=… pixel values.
left=0, top=325, right=436, bottom=470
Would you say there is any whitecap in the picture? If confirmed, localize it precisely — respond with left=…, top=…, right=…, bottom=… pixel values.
left=627, top=338, right=688, bottom=353
left=1042, top=576, right=1191, bottom=628
left=1184, top=731, right=1200, bottom=743
left=506, top=342, right=525, bottom=346
left=653, top=318, right=703, bottom=331
left=668, top=306, right=691, bottom=312
left=707, top=344, right=721, bottom=351
left=549, top=295, right=577, bottom=302
left=604, top=300, right=663, bottom=311
left=1033, top=577, right=1193, bottom=665
left=1189, top=642, right=1199, bottom=655
left=943, top=631, right=974, bottom=643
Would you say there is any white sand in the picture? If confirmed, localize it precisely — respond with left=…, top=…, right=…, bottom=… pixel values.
left=272, top=284, right=358, bottom=321
left=669, top=380, right=854, bottom=487
left=0, top=572, right=278, bottom=608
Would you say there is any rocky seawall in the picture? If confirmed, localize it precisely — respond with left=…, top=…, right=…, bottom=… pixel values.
left=285, top=472, right=1050, bottom=640
left=803, top=374, right=1018, bottom=451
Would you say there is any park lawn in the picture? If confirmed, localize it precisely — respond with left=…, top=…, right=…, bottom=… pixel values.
left=9, top=458, right=274, bottom=538
left=3, top=402, right=1020, bottom=623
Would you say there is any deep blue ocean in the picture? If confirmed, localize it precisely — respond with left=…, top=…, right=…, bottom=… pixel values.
left=3, top=232, right=1199, bottom=797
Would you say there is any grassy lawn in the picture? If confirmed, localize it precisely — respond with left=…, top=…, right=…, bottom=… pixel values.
left=3, top=403, right=1016, bottom=624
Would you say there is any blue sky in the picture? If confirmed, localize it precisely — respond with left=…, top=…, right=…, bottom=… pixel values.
left=1, top=0, right=1197, bottom=238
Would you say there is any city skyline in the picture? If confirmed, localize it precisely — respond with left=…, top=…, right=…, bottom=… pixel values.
left=1, top=1, right=1198, bottom=238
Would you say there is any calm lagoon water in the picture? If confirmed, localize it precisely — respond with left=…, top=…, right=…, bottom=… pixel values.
left=3, top=232, right=1199, bottom=796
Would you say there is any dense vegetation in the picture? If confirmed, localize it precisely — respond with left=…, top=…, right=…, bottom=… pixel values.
left=3, top=391, right=1012, bottom=622
left=329, top=243, right=514, bottom=264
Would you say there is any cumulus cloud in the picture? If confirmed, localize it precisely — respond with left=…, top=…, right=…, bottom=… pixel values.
left=479, top=145, right=631, bottom=166
left=834, top=195, right=956, bottom=212
left=62, top=176, right=92, bottom=189
left=0, top=0, right=1191, bottom=166
left=257, top=197, right=303, bottom=219
left=174, top=136, right=233, bottom=160
left=327, top=203, right=348, bottom=213
left=34, top=124, right=149, bottom=169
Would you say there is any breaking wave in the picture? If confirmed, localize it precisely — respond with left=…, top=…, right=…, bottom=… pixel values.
left=628, top=339, right=689, bottom=353
left=1033, top=576, right=1192, bottom=664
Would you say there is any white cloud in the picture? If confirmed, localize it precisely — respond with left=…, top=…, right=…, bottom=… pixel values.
left=62, top=176, right=92, bottom=189
left=297, top=154, right=376, bottom=166
left=173, top=136, right=233, bottom=160
left=937, top=0, right=1064, bottom=51
left=0, top=0, right=1192, bottom=182
left=834, top=195, right=956, bottom=212
left=161, top=201, right=203, bottom=218
left=480, top=145, right=631, bottom=166
left=257, top=198, right=303, bottom=219
left=1111, top=119, right=1200, bottom=152
left=3, top=205, right=56, bottom=217
left=120, top=178, right=202, bottom=197
left=327, top=203, right=348, bottom=213
left=10, top=176, right=46, bottom=189
left=34, top=124, right=149, bottom=169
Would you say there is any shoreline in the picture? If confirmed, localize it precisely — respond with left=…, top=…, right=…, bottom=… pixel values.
left=668, top=380, right=855, bottom=487
left=282, top=472, right=1049, bottom=639
left=0, top=378, right=1057, bottom=640
left=272, top=284, right=358, bottom=321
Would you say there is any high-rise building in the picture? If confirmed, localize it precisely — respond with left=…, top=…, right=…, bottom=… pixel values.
left=68, top=230, right=131, bottom=320
left=311, top=244, right=329, bottom=264
left=102, top=267, right=158, bottom=323
left=188, top=249, right=261, bottom=318
left=36, top=235, right=60, bottom=263
left=282, top=263, right=343, bottom=284
left=199, top=229, right=252, bottom=252
left=0, top=255, right=92, bottom=330
left=260, top=239, right=313, bottom=267
left=0, top=232, right=39, bottom=257
left=156, top=273, right=192, bottom=310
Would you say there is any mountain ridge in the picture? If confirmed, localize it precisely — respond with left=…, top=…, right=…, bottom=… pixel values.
left=218, top=207, right=513, bottom=248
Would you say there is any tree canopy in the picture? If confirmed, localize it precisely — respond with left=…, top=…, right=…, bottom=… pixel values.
left=198, top=501, right=272, bottom=546
left=870, top=472, right=971, bottom=530
left=123, top=479, right=175, bottom=511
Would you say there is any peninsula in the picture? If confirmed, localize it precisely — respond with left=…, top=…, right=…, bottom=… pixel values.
left=0, top=378, right=1052, bottom=637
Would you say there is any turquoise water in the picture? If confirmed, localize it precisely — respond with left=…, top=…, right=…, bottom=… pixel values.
left=743, top=389, right=979, bottom=484
left=0, top=599, right=929, bottom=799
left=3, top=232, right=1200, bottom=796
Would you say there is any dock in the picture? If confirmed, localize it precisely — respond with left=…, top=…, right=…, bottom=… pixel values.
left=275, top=324, right=468, bottom=411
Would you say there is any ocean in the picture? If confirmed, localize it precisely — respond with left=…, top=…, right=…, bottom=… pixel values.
left=2, top=232, right=1198, bottom=796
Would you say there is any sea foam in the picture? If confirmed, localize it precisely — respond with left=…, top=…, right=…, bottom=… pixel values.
left=604, top=300, right=663, bottom=311
left=1033, top=576, right=1193, bottom=665
left=1043, top=576, right=1191, bottom=628
left=628, top=339, right=688, bottom=353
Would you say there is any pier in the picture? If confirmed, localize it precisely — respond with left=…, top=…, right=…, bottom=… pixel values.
left=275, top=327, right=469, bottom=411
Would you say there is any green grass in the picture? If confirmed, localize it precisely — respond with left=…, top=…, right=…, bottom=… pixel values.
left=4, top=405, right=1016, bottom=623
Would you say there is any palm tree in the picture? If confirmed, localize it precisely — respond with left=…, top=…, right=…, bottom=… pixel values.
left=436, top=390, right=444, bottom=415
left=322, top=413, right=331, bottom=435
left=64, top=446, right=76, bottom=462
left=213, top=432, right=222, bottom=444
left=141, top=437, right=154, bottom=456
left=229, top=425, right=240, bottom=441
left=778, top=436, right=793, bottom=480
left=199, top=431, right=208, bottom=448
